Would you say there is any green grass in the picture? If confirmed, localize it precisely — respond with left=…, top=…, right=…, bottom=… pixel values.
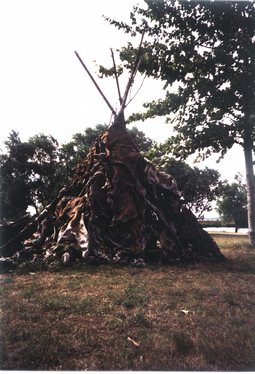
left=0, top=234, right=255, bottom=370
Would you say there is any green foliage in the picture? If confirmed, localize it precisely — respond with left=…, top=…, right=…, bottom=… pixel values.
left=146, top=145, right=223, bottom=218
left=110, top=0, right=255, bottom=159
left=216, top=175, right=248, bottom=231
left=98, top=64, right=123, bottom=79
left=127, top=126, right=155, bottom=152
left=27, top=134, right=61, bottom=208
left=0, top=131, right=36, bottom=220
left=0, top=131, right=60, bottom=220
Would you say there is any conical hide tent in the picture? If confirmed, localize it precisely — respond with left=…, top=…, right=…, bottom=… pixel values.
left=52, top=111, right=224, bottom=266
left=0, top=46, right=225, bottom=271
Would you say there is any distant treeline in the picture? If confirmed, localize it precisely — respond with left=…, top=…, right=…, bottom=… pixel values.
left=199, top=220, right=246, bottom=229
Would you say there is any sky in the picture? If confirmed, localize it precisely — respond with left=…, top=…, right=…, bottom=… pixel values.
left=0, top=0, right=246, bottom=190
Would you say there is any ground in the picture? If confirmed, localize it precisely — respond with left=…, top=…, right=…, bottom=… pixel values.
left=0, top=234, right=255, bottom=370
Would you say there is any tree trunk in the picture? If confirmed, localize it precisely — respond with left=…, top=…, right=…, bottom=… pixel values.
left=244, top=117, right=255, bottom=246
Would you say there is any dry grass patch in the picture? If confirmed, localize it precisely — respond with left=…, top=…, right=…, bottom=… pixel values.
left=1, top=235, right=255, bottom=370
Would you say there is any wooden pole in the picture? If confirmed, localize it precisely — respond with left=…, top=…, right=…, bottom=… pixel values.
left=119, top=30, right=145, bottom=113
left=110, top=48, right=122, bottom=105
left=74, top=51, right=117, bottom=117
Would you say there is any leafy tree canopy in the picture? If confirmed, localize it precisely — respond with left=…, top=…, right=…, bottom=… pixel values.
left=0, top=131, right=60, bottom=220
left=0, top=131, right=34, bottom=220
left=216, top=175, right=248, bottom=232
left=107, top=0, right=255, bottom=159
left=27, top=134, right=60, bottom=209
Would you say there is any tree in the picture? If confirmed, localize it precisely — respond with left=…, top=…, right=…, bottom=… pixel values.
left=107, top=0, right=255, bottom=245
left=0, top=131, right=34, bottom=221
left=147, top=146, right=223, bottom=218
left=28, top=134, right=60, bottom=210
left=217, top=176, right=248, bottom=232
left=127, top=126, right=155, bottom=152
left=0, top=132, right=60, bottom=220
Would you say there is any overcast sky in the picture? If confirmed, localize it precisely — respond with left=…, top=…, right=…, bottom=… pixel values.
left=0, top=0, right=246, bottom=186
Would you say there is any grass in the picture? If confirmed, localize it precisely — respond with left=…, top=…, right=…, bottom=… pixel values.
left=0, top=234, right=255, bottom=370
